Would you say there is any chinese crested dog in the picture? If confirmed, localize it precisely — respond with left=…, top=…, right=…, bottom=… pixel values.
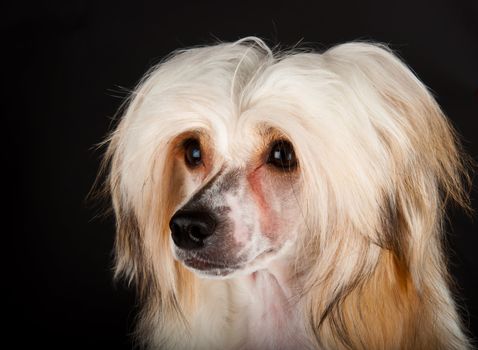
left=100, top=37, right=471, bottom=349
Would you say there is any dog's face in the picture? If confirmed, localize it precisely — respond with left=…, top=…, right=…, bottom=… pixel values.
left=168, top=128, right=302, bottom=278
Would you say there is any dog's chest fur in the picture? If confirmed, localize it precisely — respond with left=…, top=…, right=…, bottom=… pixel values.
left=188, top=268, right=308, bottom=350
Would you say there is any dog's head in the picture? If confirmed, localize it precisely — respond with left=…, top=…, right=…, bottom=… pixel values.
left=103, top=38, right=469, bottom=300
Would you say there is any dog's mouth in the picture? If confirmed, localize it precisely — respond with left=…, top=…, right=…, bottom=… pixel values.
left=184, top=256, right=241, bottom=271
left=183, top=256, right=242, bottom=277
left=178, top=248, right=277, bottom=278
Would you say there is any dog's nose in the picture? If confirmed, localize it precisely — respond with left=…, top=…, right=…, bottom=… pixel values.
left=169, top=210, right=216, bottom=250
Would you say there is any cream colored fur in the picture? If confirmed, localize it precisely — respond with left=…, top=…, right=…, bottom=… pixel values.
left=100, top=37, right=471, bottom=349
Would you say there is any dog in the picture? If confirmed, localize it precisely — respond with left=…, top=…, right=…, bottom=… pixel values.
left=100, top=37, right=472, bottom=349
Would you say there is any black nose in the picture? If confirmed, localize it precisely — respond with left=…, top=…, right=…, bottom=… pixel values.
left=169, top=210, right=216, bottom=250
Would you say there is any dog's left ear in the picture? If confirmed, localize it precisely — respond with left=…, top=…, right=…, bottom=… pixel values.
left=324, top=43, right=471, bottom=273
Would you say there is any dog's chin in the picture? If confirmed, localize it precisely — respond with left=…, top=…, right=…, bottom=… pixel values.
left=182, top=257, right=243, bottom=278
left=176, top=248, right=278, bottom=280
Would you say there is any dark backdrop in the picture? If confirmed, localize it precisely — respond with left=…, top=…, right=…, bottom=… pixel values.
left=6, top=0, right=478, bottom=348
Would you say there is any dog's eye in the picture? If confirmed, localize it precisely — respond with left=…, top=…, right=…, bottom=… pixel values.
left=184, top=139, right=203, bottom=168
left=267, top=140, right=297, bottom=171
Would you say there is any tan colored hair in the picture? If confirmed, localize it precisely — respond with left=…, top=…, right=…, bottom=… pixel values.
left=99, top=38, right=472, bottom=349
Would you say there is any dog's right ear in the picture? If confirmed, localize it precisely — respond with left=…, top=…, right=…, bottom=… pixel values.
left=106, top=130, right=148, bottom=295
left=113, top=199, right=145, bottom=288
left=96, top=121, right=159, bottom=301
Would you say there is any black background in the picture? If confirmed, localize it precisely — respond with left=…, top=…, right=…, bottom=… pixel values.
left=6, top=0, right=478, bottom=348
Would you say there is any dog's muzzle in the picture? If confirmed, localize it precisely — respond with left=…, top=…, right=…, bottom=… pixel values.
left=169, top=210, right=217, bottom=250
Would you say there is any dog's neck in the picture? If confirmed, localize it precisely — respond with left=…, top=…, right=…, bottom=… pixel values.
left=189, top=258, right=309, bottom=350
left=233, top=259, right=307, bottom=350
left=242, top=258, right=296, bottom=300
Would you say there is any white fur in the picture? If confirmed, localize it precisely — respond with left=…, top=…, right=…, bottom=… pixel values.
left=102, top=37, right=471, bottom=349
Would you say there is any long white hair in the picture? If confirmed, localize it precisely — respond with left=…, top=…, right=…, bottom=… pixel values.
left=99, top=37, right=471, bottom=349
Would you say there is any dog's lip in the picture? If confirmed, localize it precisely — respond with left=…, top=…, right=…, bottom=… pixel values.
left=183, top=256, right=242, bottom=271
left=181, top=248, right=276, bottom=274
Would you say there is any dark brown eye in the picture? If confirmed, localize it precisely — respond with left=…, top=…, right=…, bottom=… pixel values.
left=184, top=139, right=202, bottom=167
left=267, top=140, right=297, bottom=171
